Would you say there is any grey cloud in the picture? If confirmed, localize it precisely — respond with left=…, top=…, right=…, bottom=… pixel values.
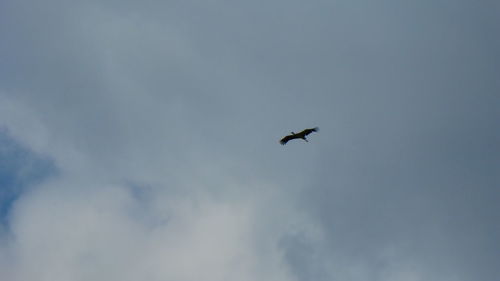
left=0, top=0, right=499, bottom=280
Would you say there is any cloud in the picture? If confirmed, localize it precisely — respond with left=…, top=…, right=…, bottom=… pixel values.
left=5, top=178, right=297, bottom=281
left=0, top=0, right=499, bottom=281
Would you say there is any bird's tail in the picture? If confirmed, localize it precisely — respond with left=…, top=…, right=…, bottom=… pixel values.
left=312, top=127, right=319, bottom=132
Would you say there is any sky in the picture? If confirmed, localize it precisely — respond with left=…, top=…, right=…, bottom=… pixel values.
left=0, top=0, right=499, bottom=280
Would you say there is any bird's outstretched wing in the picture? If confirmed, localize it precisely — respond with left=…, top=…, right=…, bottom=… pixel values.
left=302, top=127, right=319, bottom=136
left=280, top=134, right=295, bottom=145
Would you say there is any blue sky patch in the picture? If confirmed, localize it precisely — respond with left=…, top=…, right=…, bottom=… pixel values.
left=0, top=130, right=56, bottom=227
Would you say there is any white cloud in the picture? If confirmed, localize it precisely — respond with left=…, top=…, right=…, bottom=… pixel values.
left=5, top=175, right=308, bottom=281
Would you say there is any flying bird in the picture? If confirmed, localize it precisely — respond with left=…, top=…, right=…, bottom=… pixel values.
left=280, top=127, right=319, bottom=145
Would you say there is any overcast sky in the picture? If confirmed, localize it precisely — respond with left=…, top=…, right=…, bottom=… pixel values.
left=0, top=0, right=499, bottom=280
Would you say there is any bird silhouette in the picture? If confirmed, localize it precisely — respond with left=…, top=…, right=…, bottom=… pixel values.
left=280, top=127, right=319, bottom=145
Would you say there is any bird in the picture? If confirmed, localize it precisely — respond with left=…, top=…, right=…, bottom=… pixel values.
left=280, top=127, right=319, bottom=145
